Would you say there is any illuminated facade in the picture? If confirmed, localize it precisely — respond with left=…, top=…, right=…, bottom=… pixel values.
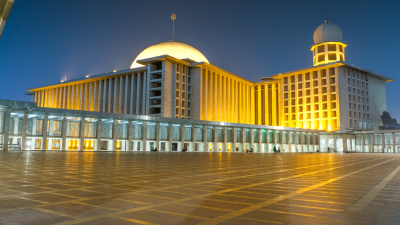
left=0, top=19, right=395, bottom=152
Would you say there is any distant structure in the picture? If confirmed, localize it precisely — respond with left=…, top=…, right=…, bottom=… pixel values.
left=0, top=15, right=396, bottom=153
left=0, top=0, right=14, bottom=38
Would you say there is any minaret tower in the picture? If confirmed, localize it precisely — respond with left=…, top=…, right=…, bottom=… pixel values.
left=311, top=19, right=346, bottom=66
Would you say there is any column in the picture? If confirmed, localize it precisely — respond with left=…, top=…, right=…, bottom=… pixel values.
left=223, top=127, right=227, bottom=152
left=392, top=133, right=396, bottom=153
left=168, top=123, right=173, bottom=152
left=79, top=116, right=85, bottom=151
left=280, top=131, right=284, bottom=152
left=213, top=126, right=217, bottom=152
left=42, top=114, right=48, bottom=150
left=61, top=115, right=67, bottom=151
left=258, top=128, right=262, bottom=152
left=241, top=128, right=245, bottom=152
left=250, top=129, right=254, bottom=152
left=266, top=130, right=271, bottom=152
left=128, top=120, right=132, bottom=151
left=233, top=127, right=237, bottom=153
left=113, top=118, right=118, bottom=151
left=142, top=121, right=147, bottom=151
left=191, top=126, right=196, bottom=152
left=382, top=133, right=385, bottom=153
left=21, top=112, right=28, bottom=150
left=179, top=124, right=185, bottom=151
left=362, top=134, right=365, bottom=153
left=96, top=118, right=102, bottom=151
left=371, top=134, right=375, bottom=153
left=155, top=122, right=160, bottom=151
left=343, top=136, right=348, bottom=151
left=3, top=109, right=11, bottom=151
left=203, top=126, right=207, bottom=152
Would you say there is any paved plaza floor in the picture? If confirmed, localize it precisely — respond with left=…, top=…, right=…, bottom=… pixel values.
left=0, top=152, right=400, bottom=225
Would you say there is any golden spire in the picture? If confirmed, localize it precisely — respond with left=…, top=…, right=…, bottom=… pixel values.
left=171, top=5, right=176, bottom=40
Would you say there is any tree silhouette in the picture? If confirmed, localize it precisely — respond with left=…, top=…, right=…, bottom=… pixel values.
left=379, top=111, right=400, bottom=130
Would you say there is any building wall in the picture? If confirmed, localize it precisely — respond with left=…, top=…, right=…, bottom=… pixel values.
left=33, top=71, right=148, bottom=115
left=193, top=64, right=253, bottom=124
left=368, top=76, right=386, bottom=130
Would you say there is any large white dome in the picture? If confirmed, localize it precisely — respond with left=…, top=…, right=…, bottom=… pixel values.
left=313, top=21, right=343, bottom=44
left=131, top=41, right=209, bottom=68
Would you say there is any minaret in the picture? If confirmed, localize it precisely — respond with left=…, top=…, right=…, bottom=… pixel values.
left=311, top=19, right=346, bottom=66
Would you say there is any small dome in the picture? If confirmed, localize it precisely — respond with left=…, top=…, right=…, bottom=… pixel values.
left=313, top=21, right=343, bottom=44
left=131, top=41, right=209, bottom=68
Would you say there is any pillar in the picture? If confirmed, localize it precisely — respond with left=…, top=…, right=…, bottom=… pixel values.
left=258, top=128, right=262, bottom=152
left=61, top=115, right=67, bottom=151
left=213, top=126, right=217, bottom=152
left=127, top=120, right=132, bottom=151
left=241, top=128, right=245, bottom=152
left=250, top=129, right=254, bottom=152
left=382, top=133, right=385, bottom=153
left=266, top=130, right=271, bottom=152
left=42, top=114, right=48, bottom=150
left=79, top=116, right=85, bottom=151
left=223, top=127, right=227, bottom=152
left=233, top=127, right=237, bottom=152
left=371, top=134, right=375, bottom=153
left=3, top=109, right=11, bottom=151
left=21, top=112, right=28, bottom=150
left=142, top=121, right=147, bottom=151
left=191, top=126, right=196, bottom=152
left=342, top=136, right=348, bottom=151
left=392, top=133, right=396, bottom=153
left=168, top=123, right=173, bottom=152
left=96, top=118, right=102, bottom=151
left=203, top=126, right=207, bottom=152
left=113, top=119, right=118, bottom=151
left=155, top=122, right=160, bottom=151
left=361, top=134, right=365, bottom=153
left=181, top=124, right=185, bottom=151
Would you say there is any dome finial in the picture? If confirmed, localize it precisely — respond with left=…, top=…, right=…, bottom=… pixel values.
left=325, top=9, right=329, bottom=23
left=171, top=5, right=176, bottom=41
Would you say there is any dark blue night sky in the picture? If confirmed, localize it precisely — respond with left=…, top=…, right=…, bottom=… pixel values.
left=1, top=0, right=399, bottom=118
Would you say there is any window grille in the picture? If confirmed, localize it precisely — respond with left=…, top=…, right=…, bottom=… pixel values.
left=0, top=110, right=4, bottom=133
left=236, top=129, right=241, bottom=142
left=101, top=121, right=113, bottom=138
left=48, top=119, right=63, bottom=137
left=184, top=127, right=192, bottom=141
left=84, top=121, right=97, bottom=138
left=227, top=129, right=232, bottom=142
left=245, top=129, right=250, bottom=142
left=196, top=127, right=202, bottom=141
left=217, top=128, right=223, bottom=142
left=146, top=124, right=156, bottom=140
left=172, top=125, right=180, bottom=140
left=160, top=124, right=169, bottom=140
left=27, top=118, right=43, bottom=136
left=253, top=130, right=258, bottom=142
left=132, top=123, right=142, bottom=139
left=117, top=123, right=128, bottom=139
left=206, top=127, right=213, bottom=142
left=67, top=120, right=80, bottom=137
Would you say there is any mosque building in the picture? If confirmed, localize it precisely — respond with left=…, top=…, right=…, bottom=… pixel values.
left=0, top=17, right=398, bottom=153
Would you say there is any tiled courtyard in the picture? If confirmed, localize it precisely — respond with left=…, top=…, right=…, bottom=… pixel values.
left=0, top=152, right=400, bottom=225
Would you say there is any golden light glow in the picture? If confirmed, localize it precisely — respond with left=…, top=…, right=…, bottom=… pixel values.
left=311, top=42, right=347, bottom=66
left=218, top=144, right=222, bottom=151
left=227, top=144, right=231, bottom=152
left=131, top=41, right=209, bottom=68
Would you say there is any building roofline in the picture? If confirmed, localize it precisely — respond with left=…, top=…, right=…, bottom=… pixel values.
left=27, top=67, right=147, bottom=91
left=262, top=61, right=394, bottom=82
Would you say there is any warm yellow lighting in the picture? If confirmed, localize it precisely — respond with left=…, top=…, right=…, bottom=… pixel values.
left=219, top=144, right=222, bottom=151
left=86, top=75, right=89, bottom=78
left=113, top=70, right=116, bottom=72
left=311, top=125, right=314, bottom=129
left=303, top=125, right=306, bottom=129
left=319, top=126, right=322, bottom=130
left=209, top=143, right=212, bottom=151
left=61, top=80, right=64, bottom=82
left=131, top=41, right=209, bottom=68
left=328, top=125, right=332, bottom=131
left=227, top=144, right=231, bottom=152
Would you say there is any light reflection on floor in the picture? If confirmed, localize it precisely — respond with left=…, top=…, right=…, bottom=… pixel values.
left=0, top=151, right=399, bottom=225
